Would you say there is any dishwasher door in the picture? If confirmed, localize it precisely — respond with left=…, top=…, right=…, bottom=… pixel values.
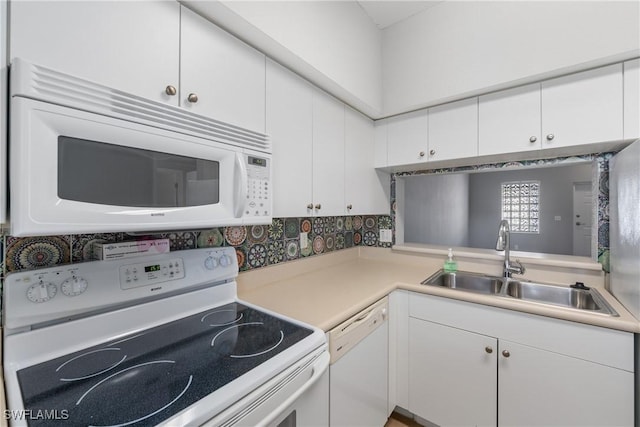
left=329, top=297, right=388, bottom=427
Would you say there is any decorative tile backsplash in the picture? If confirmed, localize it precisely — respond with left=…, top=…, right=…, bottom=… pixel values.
left=0, top=215, right=393, bottom=277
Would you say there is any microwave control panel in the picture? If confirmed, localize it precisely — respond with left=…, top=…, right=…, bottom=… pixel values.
left=245, top=155, right=271, bottom=218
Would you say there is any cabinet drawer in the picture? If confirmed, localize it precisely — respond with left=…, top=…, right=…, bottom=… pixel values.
left=409, top=292, right=633, bottom=371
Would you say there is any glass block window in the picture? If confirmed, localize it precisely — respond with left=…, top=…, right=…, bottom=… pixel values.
left=501, top=181, right=540, bottom=233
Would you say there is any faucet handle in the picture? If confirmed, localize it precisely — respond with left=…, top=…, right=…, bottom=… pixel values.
left=512, top=259, right=526, bottom=275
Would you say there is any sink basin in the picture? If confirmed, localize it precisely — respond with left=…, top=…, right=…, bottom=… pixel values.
left=504, top=281, right=618, bottom=316
left=422, top=270, right=618, bottom=316
left=421, top=270, right=503, bottom=295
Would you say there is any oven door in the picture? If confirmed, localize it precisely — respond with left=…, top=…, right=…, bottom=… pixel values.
left=10, top=97, right=250, bottom=236
left=200, top=347, right=330, bottom=427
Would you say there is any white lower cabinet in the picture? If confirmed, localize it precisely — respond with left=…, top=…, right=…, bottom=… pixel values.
left=403, top=292, right=634, bottom=426
left=409, top=318, right=497, bottom=426
left=498, top=340, right=634, bottom=426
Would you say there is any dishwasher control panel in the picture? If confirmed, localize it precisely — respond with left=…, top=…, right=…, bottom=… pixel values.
left=328, top=296, right=388, bottom=364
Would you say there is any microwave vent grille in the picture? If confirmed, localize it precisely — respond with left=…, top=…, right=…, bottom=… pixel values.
left=11, top=59, right=271, bottom=153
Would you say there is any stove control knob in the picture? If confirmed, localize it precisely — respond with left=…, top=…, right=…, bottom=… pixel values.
left=61, top=276, right=88, bottom=297
left=204, top=256, right=218, bottom=270
left=27, top=281, right=58, bottom=303
left=219, top=254, right=232, bottom=267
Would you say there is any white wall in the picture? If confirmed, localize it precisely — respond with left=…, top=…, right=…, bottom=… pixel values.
left=382, top=1, right=640, bottom=116
left=184, top=0, right=382, bottom=117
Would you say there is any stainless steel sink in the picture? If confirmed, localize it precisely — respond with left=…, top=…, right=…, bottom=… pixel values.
left=504, top=280, right=618, bottom=316
left=422, top=270, right=618, bottom=316
left=421, top=270, right=502, bottom=295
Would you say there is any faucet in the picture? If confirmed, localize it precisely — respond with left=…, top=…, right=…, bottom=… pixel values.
left=495, top=220, right=525, bottom=279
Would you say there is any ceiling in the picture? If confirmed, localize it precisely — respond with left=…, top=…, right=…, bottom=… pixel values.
left=357, top=1, right=444, bottom=29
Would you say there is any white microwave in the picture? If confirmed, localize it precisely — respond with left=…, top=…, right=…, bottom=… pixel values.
left=9, top=59, right=272, bottom=237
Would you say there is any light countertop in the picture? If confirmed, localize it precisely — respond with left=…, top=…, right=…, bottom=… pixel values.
left=238, top=247, right=640, bottom=334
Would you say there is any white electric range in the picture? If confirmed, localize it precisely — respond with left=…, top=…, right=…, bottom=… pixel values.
left=3, top=247, right=329, bottom=426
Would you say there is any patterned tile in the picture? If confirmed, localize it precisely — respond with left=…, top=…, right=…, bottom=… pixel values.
left=197, top=228, right=225, bottom=248
left=353, top=216, right=363, bottom=231
left=284, top=218, right=299, bottom=240
left=335, top=233, right=345, bottom=250
left=378, top=216, right=392, bottom=230
left=224, top=226, right=247, bottom=246
left=312, top=235, right=325, bottom=255
left=363, top=216, right=377, bottom=230
left=267, top=240, right=285, bottom=265
left=353, top=231, right=362, bottom=246
left=363, top=230, right=378, bottom=247
left=336, top=217, right=345, bottom=232
left=164, top=232, right=196, bottom=251
left=247, top=225, right=268, bottom=244
left=345, top=232, right=354, bottom=248
left=300, top=218, right=312, bottom=235
left=324, top=217, right=335, bottom=234
left=285, top=239, right=300, bottom=260
left=268, top=219, right=284, bottom=241
left=325, top=234, right=336, bottom=252
left=5, top=235, right=72, bottom=272
left=246, top=243, right=267, bottom=269
left=312, top=217, right=324, bottom=236
left=235, top=246, right=248, bottom=272
left=344, top=217, right=353, bottom=231
left=72, top=233, right=123, bottom=262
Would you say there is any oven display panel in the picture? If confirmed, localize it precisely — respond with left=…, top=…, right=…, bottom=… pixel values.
left=119, top=258, right=185, bottom=289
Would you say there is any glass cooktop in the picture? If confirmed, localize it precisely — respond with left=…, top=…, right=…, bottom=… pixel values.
left=17, top=302, right=313, bottom=426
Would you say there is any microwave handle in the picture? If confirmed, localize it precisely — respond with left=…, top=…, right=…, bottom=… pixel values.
left=234, top=153, right=248, bottom=218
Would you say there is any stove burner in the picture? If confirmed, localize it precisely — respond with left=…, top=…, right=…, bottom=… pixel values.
left=211, top=322, right=285, bottom=358
left=201, top=309, right=243, bottom=327
left=76, top=360, right=192, bottom=427
left=56, top=348, right=126, bottom=382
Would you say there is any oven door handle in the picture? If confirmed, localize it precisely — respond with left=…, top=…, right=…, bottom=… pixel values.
left=257, top=350, right=330, bottom=427
left=234, top=152, right=248, bottom=218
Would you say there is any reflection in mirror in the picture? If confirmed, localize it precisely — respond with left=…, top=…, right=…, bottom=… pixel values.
left=401, top=162, right=594, bottom=256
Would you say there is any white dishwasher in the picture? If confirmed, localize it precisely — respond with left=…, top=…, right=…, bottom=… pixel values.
left=329, top=297, right=388, bottom=427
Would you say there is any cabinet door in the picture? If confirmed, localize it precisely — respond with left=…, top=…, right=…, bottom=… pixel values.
left=408, top=318, right=497, bottom=427
left=386, top=110, right=428, bottom=167
left=499, top=340, right=634, bottom=426
left=479, top=84, right=541, bottom=156
left=624, top=59, right=640, bottom=140
left=266, top=60, right=313, bottom=218
left=541, top=64, right=623, bottom=148
left=312, top=90, right=345, bottom=216
left=180, top=7, right=265, bottom=133
left=428, top=97, right=478, bottom=161
left=374, top=120, right=388, bottom=168
left=10, top=1, right=180, bottom=105
left=345, top=108, right=389, bottom=215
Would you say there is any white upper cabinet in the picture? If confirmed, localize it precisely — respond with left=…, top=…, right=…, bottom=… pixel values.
left=479, top=84, right=541, bottom=156
left=312, top=90, right=345, bottom=217
left=10, top=1, right=180, bottom=106
left=345, top=108, right=390, bottom=215
left=266, top=60, right=313, bottom=218
left=374, top=120, right=388, bottom=168
left=428, top=97, right=478, bottom=162
left=541, top=64, right=623, bottom=148
left=624, top=59, right=640, bottom=141
left=180, top=7, right=266, bottom=133
left=386, top=110, right=428, bottom=167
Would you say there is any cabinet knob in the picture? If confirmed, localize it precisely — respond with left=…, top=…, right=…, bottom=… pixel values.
left=307, top=203, right=313, bottom=210
left=429, top=149, right=436, bottom=156
left=419, top=151, right=425, bottom=157
left=165, top=85, right=177, bottom=96
left=546, top=133, right=555, bottom=141
left=187, top=93, right=199, bottom=103
left=315, top=204, right=322, bottom=210
left=485, top=346, right=493, bottom=354
left=529, top=136, right=537, bottom=143
left=347, top=204, right=353, bottom=210
left=502, top=350, right=510, bottom=358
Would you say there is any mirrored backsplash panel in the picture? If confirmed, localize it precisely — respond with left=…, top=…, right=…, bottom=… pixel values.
left=392, top=153, right=613, bottom=270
